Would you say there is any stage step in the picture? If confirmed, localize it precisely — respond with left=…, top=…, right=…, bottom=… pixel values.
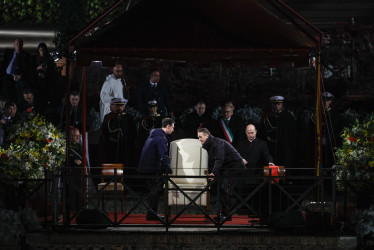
left=25, top=229, right=356, bottom=250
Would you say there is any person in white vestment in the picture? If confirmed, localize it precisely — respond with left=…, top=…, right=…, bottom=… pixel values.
left=99, top=63, right=125, bottom=122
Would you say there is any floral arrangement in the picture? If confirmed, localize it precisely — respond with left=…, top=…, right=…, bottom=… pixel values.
left=0, top=115, right=66, bottom=181
left=333, top=113, right=374, bottom=191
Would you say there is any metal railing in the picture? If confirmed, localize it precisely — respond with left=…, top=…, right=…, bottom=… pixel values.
left=1, top=168, right=338, bottom=232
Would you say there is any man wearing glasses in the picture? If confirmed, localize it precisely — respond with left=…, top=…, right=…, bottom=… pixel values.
left=67, top=127, right=83, bottom=214
left=213, top=102, right=245, bottom=148
left=99, top=63, right=126, bottom=122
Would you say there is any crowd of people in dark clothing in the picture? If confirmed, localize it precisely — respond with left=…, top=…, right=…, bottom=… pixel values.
left=1, top=38, right=342, bottom=223
left=0, top=38, right=63, bottom=145
left=0, top=38, right=341, bottom=171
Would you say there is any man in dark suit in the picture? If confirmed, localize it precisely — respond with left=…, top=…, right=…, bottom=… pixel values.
left=213, top=103, right=245, bottom=148
left=0, top=38, right=31, bottom=105
left=184, top=101, right=213, bottom=138
left=138, top=118, right=175, bottom=221
left=237, top=124, right=274, bottom=181
left=137, top=69, right=173, bottom=118
left=0, top=102, right=16, bottom=145
left=58, top=90, right=83, bottom=132
left=198, top=127, right=245, bottom=222
left=237, top=124, right=275, bottom=221
left=67, top=127, right=83, bottom=213
left=19, top=89, right=42, bottom=115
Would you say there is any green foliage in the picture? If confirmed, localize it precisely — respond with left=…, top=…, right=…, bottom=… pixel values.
left=53, top=0, right=86, bottom=56
left=53, top=0, right=122, bottom=56
left=1, top=0, right=121, bottom=55
left=0, top=0, right=58, bottom=23
left=333, top=113, right=374, bottom=191
left=0, top=0, right=120, bottom=24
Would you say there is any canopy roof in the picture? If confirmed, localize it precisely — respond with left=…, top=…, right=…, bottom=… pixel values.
left=73, top=0, right=321, bottom=67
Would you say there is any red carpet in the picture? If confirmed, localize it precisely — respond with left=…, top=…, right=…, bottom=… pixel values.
left=96, top=213, right=257, bottom=225
left=41, top=213, right=260, bottom=225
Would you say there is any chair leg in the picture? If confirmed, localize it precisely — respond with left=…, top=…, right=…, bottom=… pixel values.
left=206, top=191, right=210, bottom=214
left=97, top=191, right=100, bottom=208
left=121, top=191, right=124, bottom=213
left=102, top=193, right=105, bottom=211
left=164, top=189, right=168, bottom=215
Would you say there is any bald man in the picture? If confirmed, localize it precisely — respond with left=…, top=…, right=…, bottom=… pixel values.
left=237, top=124, right=275, bottom=222
left=237, top=124, right=274, bottom=183
left=68, top=127, right=83, bottom=213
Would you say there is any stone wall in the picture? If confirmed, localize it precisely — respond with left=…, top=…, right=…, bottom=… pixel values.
left=24, top=230, right=357, bottom=250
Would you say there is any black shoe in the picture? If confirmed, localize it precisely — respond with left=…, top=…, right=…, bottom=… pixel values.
left=214, top=214, right=232, bottom=222
left=146, top=213, right=165, bottom=221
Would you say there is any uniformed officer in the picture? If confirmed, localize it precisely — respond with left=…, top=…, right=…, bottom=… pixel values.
left=136, top=100, right=163, bottom=161
left=140, top=99, right=162, bottom=133
left=101, top=98, right=136, bottom=171
left=310, top=92, right=341, bottom=169
left=259, top=96, right=296, bottom=170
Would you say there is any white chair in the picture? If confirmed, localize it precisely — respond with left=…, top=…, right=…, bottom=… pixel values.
left=167, top=139, right=210, bottom=213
